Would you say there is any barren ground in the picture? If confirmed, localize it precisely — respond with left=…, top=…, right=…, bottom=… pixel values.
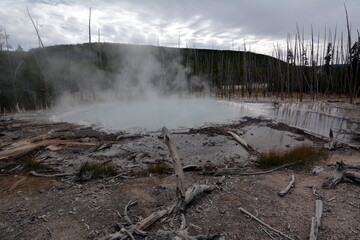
left=0, top=100, right=359, bottom=240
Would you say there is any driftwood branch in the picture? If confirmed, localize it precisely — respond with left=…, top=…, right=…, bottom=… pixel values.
left=323, top=161, right=360, bottom=188
left=29, top=170, right=74, bottom=178
left=124, top=200, right=137, bottom=225
left=162, top=127, right=186, bottom=202
left=309, top=200, right=323, bottom=240
left=212, top=162, right=297, bottom=176
left=239, top=207, right=295, bottom=240
left=278, top=174, right=295, bottom=197
left=227, top=131, right=249, bottom=150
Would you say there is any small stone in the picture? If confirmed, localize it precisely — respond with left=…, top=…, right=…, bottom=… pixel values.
left=311, top=166, right=324, bottom=175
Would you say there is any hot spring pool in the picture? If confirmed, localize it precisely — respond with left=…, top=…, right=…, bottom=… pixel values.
left=51, top=98, right=274, bottom=131
left=50, top=98, right=360, bottom=144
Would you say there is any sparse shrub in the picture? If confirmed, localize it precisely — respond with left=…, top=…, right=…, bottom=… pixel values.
left=258, top=145, right=328, bottom=169
left=147, top=162, right=172, bottom=175
left=78, top=162, right=117, bottom=180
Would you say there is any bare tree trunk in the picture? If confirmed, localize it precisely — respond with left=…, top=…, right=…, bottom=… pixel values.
left=89, top=7, right=92, bottom=44
left=344, top=4, right=354, bottom=103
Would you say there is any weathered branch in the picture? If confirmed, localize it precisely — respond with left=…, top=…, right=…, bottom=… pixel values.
left=323, top=161, right=360, bottom=188
left=227, top=130, right=249, bottom=150
left=29, top=170, right=74, bottom=178
left=162, top=127, right=186, bottom=202
left=309, top=200, right=323, bottom=240
left=212, top=162, right=298, bottom=176
left=278, top=174, right=295, bottom=197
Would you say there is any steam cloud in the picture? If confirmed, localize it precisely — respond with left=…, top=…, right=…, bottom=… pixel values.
left=47, top=45, right=212, bottom=109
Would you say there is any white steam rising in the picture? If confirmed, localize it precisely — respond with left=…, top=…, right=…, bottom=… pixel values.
left=50, top=46, right=224, bottom=131
left=52, top=46, right=210, bottom=107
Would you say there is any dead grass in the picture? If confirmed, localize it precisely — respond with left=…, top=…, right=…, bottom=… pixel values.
left=21, top=155, right=51, bottom=172
left=258, top=145, right=329, bottom=169
left=78, top=162, right=117, bottom=179
left=147, top=162, right=172, bottom=175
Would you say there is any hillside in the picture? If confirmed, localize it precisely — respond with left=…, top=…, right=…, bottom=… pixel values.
left=0, top=43, right=357, bottom=112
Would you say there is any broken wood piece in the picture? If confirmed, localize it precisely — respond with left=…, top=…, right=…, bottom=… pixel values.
left=183, top=164, right=202, bottom=172
left=323, top=161, right=360, bottom=188
left=29, top=170, right=74, bottom=178
left=239, top=207, right=295, bottom=240
left=162, top=127, right=186, bottom=203
left=309, top=200, right=323, bottom=240
left=103, top=183, right=215, bottom=240
left=227, top=130, right=249, bottom=150
left=124, top=200, right=138, bottom=225
left=278, top=174, right=295, bottom=197
left=94, top=143, right=112, bottom=152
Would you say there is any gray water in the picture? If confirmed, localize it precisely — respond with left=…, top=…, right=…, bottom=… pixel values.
left=51, top=98, right=271, bottom=131
left=50, top=98, right=360, bottom=143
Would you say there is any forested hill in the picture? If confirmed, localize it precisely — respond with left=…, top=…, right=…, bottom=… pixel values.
left=0, top=42, right=357, bottom=112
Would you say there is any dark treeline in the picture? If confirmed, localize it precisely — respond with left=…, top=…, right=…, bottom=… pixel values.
left=0, top=41, right=359, bottom=112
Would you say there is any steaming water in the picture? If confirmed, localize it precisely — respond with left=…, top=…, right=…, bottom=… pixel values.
left=51, top=98, right=273, bottom=132
left=51, top=98, right=359, bottom=143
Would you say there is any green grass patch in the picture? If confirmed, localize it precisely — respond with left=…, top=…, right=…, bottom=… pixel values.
left=258, top=145, right=329, bottom=169
left=147, top=162, right=172, bottom=175
left=79, top=162, right=117, bottom=179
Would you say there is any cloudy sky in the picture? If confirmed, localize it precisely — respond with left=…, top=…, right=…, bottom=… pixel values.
left=0, top=0, right=359, bottom=55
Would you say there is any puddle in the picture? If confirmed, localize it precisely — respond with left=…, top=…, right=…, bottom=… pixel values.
left=241, top=125, right=312, bottom=152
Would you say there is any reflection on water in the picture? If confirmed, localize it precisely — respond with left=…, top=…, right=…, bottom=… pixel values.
left=273, top=103, right=360, bottom=143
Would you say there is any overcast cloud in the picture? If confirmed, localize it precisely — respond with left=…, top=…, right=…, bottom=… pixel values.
left=0, top=0, right=359, bottom=55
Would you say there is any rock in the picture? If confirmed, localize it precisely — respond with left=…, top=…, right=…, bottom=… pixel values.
left=311, top=166, right=324, bottom=175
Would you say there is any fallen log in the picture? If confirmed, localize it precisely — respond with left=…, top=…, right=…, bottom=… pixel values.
left=309, top=200, right=323, bottom=240
left=278, top=174, right=295, bottom=197
left=227, top=130, right=249, bottom=150
left=162, top=127, right=186, bottom=204
left=0, top=138, right=96, bottom=161
left=239, top=207, right=295, bottom=240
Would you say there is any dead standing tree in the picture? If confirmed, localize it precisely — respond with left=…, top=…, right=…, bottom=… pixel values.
left=89, top=7, right=92, bottom=44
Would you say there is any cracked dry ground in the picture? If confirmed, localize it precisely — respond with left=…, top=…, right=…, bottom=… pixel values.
left=0, top=118, right=359, bottom=240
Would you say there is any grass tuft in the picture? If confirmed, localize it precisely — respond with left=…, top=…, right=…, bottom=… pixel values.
left=258, top=145, right=328, bottom=169
left=147, top=162, right=172, bottom=175
left=78, top=162, right=117, bottom=179
left=21, top=155, right=51, bottom=172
